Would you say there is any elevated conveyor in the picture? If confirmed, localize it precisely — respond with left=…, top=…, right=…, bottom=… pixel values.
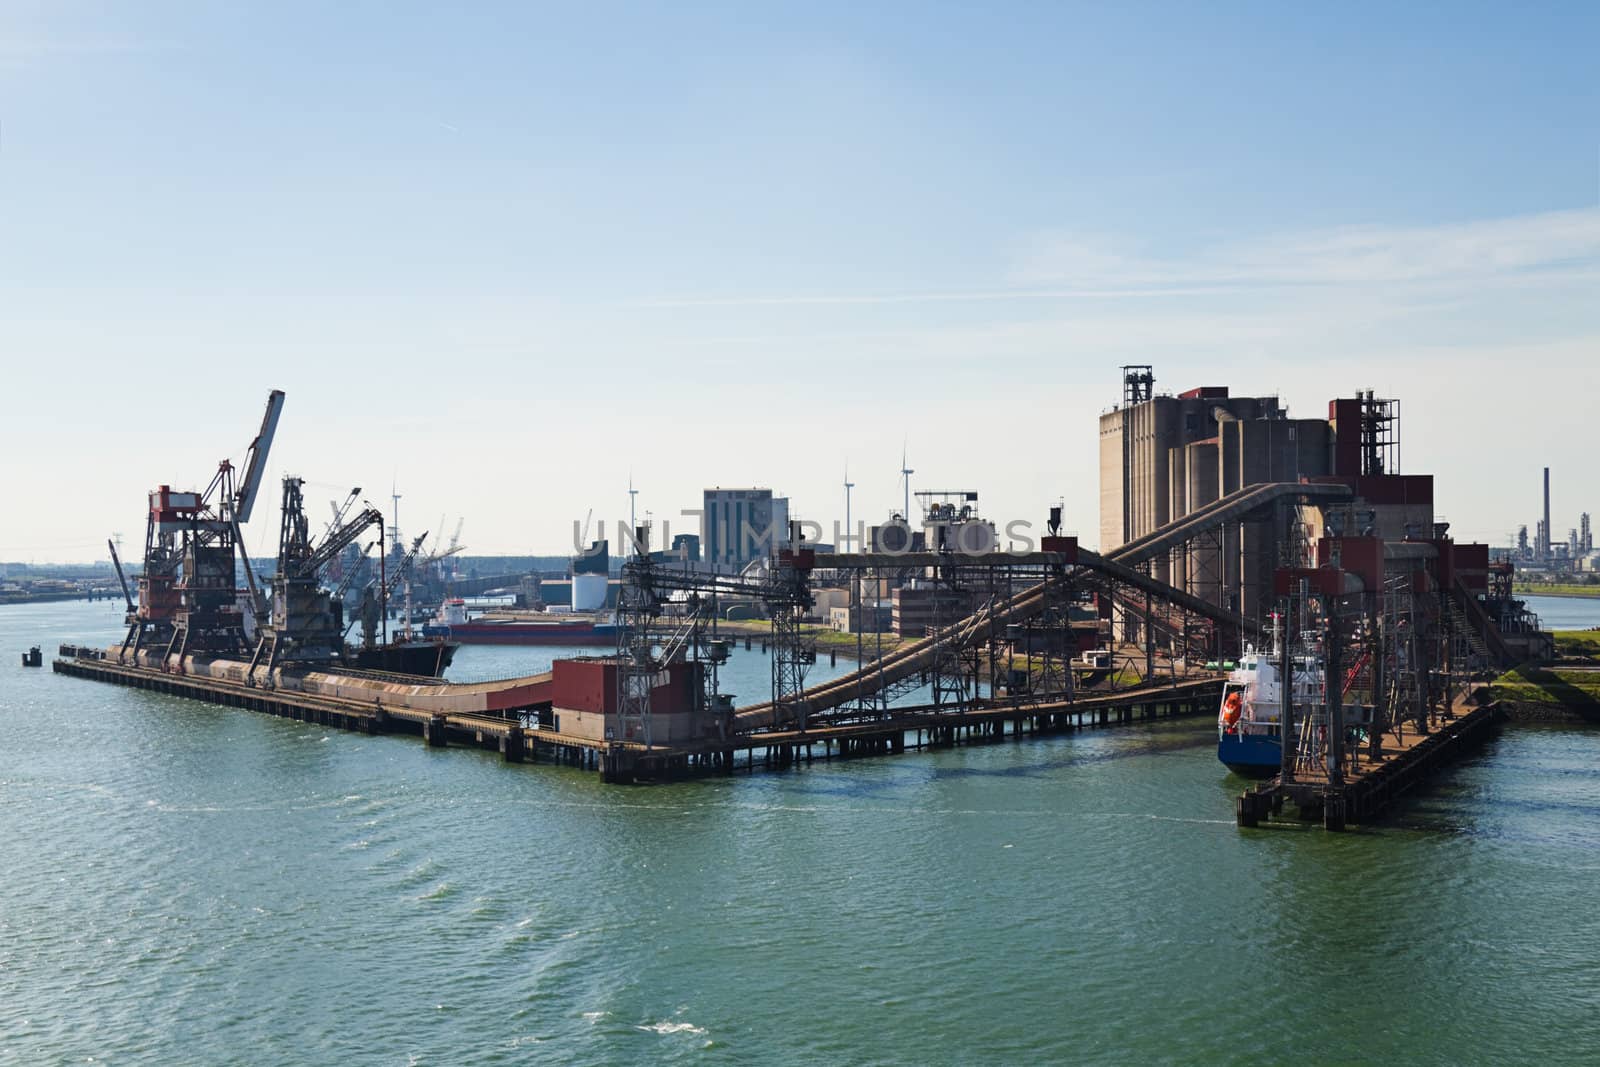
left=732, top=481, right=1357, bottom=730
left=1110, top=480, right=1354, bottom=569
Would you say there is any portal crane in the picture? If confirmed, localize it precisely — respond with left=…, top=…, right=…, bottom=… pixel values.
left=245, top=477, right=383, bottom=682
left=120, top=389, right=285, bottom=667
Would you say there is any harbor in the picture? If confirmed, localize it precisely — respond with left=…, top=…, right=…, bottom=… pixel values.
left=5, top=5, right=1597, bottom=1061
left=31, top=373, right=1570, bottom=834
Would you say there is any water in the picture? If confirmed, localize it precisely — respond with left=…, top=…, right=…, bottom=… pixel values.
left=1523, top=593, right=1600, bottom=631
left=441, top=635, right=855, bottom=695
left=4, top=600, right=1600, bottom=1064
left=440, top=627, right=932, bottom=705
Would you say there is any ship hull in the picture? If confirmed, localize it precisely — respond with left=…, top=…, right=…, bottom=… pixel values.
left=349, top=640, right=458, bottom=677
left=421, top=622, right=616, bottom=646
left=1218, top=732, right=1281, bottom=777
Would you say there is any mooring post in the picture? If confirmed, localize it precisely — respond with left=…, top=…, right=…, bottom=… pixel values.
left=424, top=713, right=448, bottom=747
left=1323, top=794, right=1347, bottom=832
left=1236, top=792, right=1261, bottom=828
left=499, top=726, right=525, bottom=763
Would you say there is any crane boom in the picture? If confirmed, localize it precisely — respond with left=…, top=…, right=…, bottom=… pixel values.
left=377, top=532, right=428, bottom=604
left=324, top=487, right=362, bottom=542
left=300, top=507, right=384, bottom=577
left=333, top=541, right=376, bottom=601
left=234, top=389, right=286, bottom=523
left=107, top=537, right=135, bottom=613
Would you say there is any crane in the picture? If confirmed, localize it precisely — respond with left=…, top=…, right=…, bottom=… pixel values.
left=247, top=477, right=385, bottom=679
left=332, top=540, right=378, bottom=602
left=122, top=389, right=286, bottom=666
left=346, top=532, right=428, bottom=643
left=324, top=487, right=363, bottom=543
left=298, top=502, right=386, bottom=578
left=383, top=532, right=428, bottom=599
left=231, top=390, right=285, bottom=524
left=107, top=537, right=135, bottom=614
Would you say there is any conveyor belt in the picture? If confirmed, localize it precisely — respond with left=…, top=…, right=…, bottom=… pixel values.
left=733, top=482, right=1352, bottom=728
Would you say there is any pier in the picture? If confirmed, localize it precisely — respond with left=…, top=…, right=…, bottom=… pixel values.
left=52, top=644, right=1220, bottom=783
left=1235, top=693, right=1504, bottom=830
left=53, top=649, right=612, bottom=772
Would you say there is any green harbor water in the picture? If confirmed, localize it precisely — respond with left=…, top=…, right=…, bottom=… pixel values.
left=4, top=598, right=1600, bottom=1064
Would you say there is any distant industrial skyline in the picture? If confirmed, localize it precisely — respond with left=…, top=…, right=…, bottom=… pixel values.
left=1517, top=465, right=1594, bottom=564
left=2, top=3, right=1596, bottom=563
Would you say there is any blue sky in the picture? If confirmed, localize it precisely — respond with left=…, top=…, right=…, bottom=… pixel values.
left=2, top=2, right=1596, bottom=562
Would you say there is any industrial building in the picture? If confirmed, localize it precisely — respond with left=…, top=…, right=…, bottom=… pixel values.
left=891, top=585, right=975, bottom=637
left=701, top=488, right=789, bottom=570
left=828, top=601, right=892, bottom=634
left=1099, top=367, right=1435, bottom=621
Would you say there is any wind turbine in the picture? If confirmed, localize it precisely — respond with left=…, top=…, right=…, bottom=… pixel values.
left=389, top=480, right=403, bottom=554
left=899, top=442, right=914, bottom=521
left=843, top=463, right=855, bottom=550
left=628, top=473, right=639, bottom=548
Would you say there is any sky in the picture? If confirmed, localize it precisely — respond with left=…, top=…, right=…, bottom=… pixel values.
left=1, top=1, right=1596, bottom=563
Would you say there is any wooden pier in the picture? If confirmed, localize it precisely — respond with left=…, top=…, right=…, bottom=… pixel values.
left=53, top=651, right=618, bottom=772
left=52, top=646, right=1221, bottom=784
left=613, top=675, right=1222, bottom=782
left=1234, top=693, right=1504, bottom=831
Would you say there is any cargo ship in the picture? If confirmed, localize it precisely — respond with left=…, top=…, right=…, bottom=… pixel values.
left=1217, top=619, right=1320, bottom=776
left=349, top=636, right=458, bottom=676
left=424, top=540, right=617, bottom=646
left=422, top=598, right=617, bottom=645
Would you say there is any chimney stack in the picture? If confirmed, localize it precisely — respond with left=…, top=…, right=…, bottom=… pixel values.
left=1544, top=466, right=1551, bottom=560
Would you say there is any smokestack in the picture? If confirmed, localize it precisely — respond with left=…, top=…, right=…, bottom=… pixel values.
left=1544, top=466, right=1551, bottom=560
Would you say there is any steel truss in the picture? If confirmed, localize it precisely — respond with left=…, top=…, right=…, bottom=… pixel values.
left=616, top=537, right=813, bottom=743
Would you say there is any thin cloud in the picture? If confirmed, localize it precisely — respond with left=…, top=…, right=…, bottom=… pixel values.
left=1017, top=207, right=1600, bottom=288
left=640, top=207, right=1599, bottom=309
left=637, top=285, right=1247, bottom=308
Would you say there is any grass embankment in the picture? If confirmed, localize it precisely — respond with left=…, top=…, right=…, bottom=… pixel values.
left=1513, top=582, right=1600, bottom=598
left=1553, top=629, right=1600, bottom=659
left=711, top=618, right=906, bottom=655
left=1490, top=663, right=1600, bottom=722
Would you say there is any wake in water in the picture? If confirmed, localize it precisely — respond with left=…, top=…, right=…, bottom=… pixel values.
left=636, top=1021, right=708, bottom=1036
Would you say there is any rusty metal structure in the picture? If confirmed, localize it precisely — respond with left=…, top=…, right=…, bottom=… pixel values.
left=119, top=390, right=285, bottom=666
left=613, top=523, right=812, bottom=747
left=245, top=476, right=384, bottom=682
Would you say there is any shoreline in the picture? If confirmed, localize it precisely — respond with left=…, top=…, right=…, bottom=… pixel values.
left=1497, top=701, right=1599, bottom=724
left=1517, top=589, right=1600, bottom=601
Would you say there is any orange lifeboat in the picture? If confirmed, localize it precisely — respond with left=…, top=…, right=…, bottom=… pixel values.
left=1222, top=691, right=1243, bottom=730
